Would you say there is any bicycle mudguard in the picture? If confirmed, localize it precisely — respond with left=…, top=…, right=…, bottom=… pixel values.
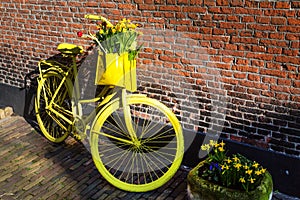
left=38, top=60, right=70, bottom=75
left=39, top=60, right=65, bottom=70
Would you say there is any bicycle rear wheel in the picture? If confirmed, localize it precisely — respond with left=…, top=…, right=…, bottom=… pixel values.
left=35, top=70, right=72, bottom=143
left=90, top=95, right=184, bottom=192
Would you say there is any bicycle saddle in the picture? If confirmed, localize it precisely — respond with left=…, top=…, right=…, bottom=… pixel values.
left=57, top=43, right=84, bottom=55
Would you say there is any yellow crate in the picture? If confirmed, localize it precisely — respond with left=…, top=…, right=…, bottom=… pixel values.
left=95, top=51, right=137, bottom=92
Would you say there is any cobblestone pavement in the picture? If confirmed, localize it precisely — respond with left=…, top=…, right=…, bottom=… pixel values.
left=0, top=116, right=298, bottom=200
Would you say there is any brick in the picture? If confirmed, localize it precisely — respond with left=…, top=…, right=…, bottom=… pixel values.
left=291, top=41, right=299, bottom=48
left=229, top=0, right=243, bottom=7
left=286, top=33, right=300, bottom=41
left=248, top=74, right=260, bottom=82
left=246, top=52, right=273, bottom=61
left=220, top=22, right=245, bottom=29
left=270, top=84, right=290, bottom=93
left=267, top=47, right=282, bottom=54
left=276, top=93, right=289, bottom=100
left=248, top=24, right=276, bottom=31
left=277, top=79, right=291, bottom=86
left=259, top=1, right=273, bottom=8
left=256, top=16, right=271, bottom=24
left=270, top=138, right=295, bottom=149
left=242, top=16, right=255, bottom=23
left=288, top=18, right=300, bottom=25
left=139, top=4, right=156, bottom=10
left=254, top=31, right=268, bottom=39
left=233, top=72, right=246, bottom=79
left=177, top=0, right=189, bottom=4
left=275, top=1, right=290, bottom=9
left=194, top=0, right=208, bottom=6
left=260, top=39, right=288, bottom=47
left=159, top=5, right=181, bottom=11
left=283, top=49, right=299, bottom=56
left=84, top=2, right=98, bottom=7
left=182, top=6, right=206, bottom=13
left=226, top=15, right=239, bottom=22
left=252, top=45, right=266, bottom=52
left=278, top=25, right=300, bottom=33
left=275, top=56, right=300, bottom=65
left=271, top=17, right=287, bottom=25
left=291, top=1, right=300, bottom=8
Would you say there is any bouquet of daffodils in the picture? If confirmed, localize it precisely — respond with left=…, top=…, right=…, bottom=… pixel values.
left=83, top=15, right=142, bottom=60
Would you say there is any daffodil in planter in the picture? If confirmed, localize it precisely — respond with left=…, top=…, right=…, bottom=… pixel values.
left=187, top=140, right=273, bottom=200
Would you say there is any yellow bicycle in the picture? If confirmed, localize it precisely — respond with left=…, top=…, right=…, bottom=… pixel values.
left=35, top=15, right=184, bottom=192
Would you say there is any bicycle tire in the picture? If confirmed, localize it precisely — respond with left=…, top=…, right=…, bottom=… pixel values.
left=90, top=95, right=184, bottom=192
left=35, top=70, right=73, bottom=143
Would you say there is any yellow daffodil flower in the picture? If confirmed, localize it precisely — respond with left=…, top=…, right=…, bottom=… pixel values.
left=234, top=163, right=242, bottom=170
left=201, top=144, right=210, bottom=151
left=128, top=24, right=137, bottom=29
left=246, top=169, right=253, bottom=175
left=225, top=158, right=232, bottom=164
left=232, top=156, right=239, bottom=162
left=252, top=162, right=259, bottom=168
left=218, top=146, right=225, bottom=152
left=221, top=164, right=229, bottom=170
left=260, top=168, right=266, bottom=174
left=107, top=23, right=113, bottom=28
left=255, top=170, right=262, bottom=175
left=219, top=141, right=225, bottom=147
left=209, top=140, right=217, bottom=147
left=239, top=177, right=246, bottom=183
left=249, top=178, right=256, bottom=184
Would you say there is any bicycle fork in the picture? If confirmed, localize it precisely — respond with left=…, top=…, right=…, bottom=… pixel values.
left=121, top=89, right=139, bottom=146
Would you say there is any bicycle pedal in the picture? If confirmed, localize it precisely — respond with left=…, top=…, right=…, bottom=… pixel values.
left=73, top=134, right=86, bottom=141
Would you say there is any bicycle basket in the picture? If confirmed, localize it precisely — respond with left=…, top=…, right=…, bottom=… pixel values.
left=95, top=51, right=137, bottom=92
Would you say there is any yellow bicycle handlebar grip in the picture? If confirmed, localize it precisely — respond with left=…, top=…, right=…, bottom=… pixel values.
left=84, top=14, right=102, bottom=20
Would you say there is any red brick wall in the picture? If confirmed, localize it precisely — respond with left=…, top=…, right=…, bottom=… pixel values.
left=0, top=0, right=299, bottom=156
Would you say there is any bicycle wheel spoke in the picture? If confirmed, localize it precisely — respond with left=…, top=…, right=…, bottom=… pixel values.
left=141, top=152, right=163, bottom=180
left=142, top=145, right=175, bottom=164
left=143, top=126, right=175, bottom=143
left=111, top=111, right=129, bottom=136
left=100, top=144, right=130, bottom=163
left=99, top=141, right=129, bottom=154
left=115, top=149, right=133, bottom=179
left=102, top=120, right=130, bottom=140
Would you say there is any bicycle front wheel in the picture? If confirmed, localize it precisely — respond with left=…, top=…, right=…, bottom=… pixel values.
left=90, top=95, right=184, bottom=192
left=35, top=70, right=72, bottom=143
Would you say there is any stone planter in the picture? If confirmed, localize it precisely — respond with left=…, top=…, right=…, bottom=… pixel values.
left=187, top=160, right=273, bottom=200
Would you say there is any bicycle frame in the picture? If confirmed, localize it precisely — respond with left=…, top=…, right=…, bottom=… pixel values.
left=37, top=52, right=138, bottom=141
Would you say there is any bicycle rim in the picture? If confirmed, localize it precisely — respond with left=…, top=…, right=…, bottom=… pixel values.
left=35, top=71, right=72, bottom=143
left=91, top=95, right=184, bottom=192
